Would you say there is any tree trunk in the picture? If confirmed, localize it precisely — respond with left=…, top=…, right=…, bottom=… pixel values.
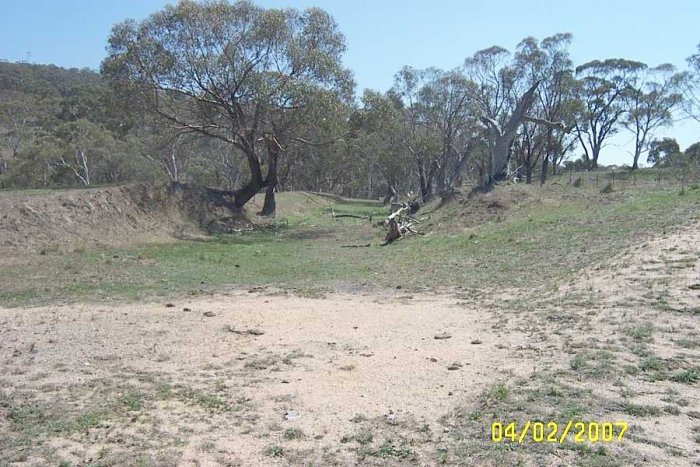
left=418, top=161, right=433, bottom=202
left=540, top=153, right=549, bottom=186
left=261, top=185, right=276, bottom=217
left=233, top=142, right=265, bottom=209
left=233, top=181, right=262, bottom=208
left=590, top=143, right=601, bottom=170
left=632, top=145, right=642, bottom=171
left=525, top=162, right=533, bottom=184
left=485, top=81, right=541, bottom=185
left=259, top=133, right=281, bottom=217
left=382, top=184, right=397, bottom=205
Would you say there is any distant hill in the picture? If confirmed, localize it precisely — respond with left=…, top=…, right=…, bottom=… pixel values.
left=0, top=60, right=158, bottom=188
left=0, top=61, right=102, bottom=99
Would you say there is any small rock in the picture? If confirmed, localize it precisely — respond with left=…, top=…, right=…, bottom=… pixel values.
left=434, top=332, right=452, bottom=340
left=165, top=303, right=175, bottom=308
left=235, top=264, right=240, bottom=268
left=182, top=307, right=191, bottom=312
left=429, top=357, right=438, bottom=363
left=396, top=285, right=403, bottom=290
left=471, top=339, right=483, bottom=345
left=447, top=363, right=463, bottom=371
left=203, top=311, right=216, bottom=317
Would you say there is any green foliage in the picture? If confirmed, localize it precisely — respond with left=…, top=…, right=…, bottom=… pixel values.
left=0, top=62, right=158, bottom=188
left=671, top=369, right=699, bottom=384
left=647, top=137, right=682, bottom=166
left=101, top=0, right=354, bottom=210
left=264, top=445, right=284, bottom=457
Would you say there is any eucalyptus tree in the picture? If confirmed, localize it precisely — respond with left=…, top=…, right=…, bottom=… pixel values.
left=278, top=96, right=354, bottom=194
left=463, top=46, right=518, bottom=184
left=464, top=45, right=555, bottom=186
left=622, top=64, right=681, bottom=170
left=530, top=34, right=578, bottom=183
left=464, top=46, right=515, bottom=127
left=52, top=119, right=120, bottom=186
left=646, top=138, right=680, bottom=167
left=684, top=142, right=700, bottom=170
left=675, top=43, right=700, bottom=123
left=573, top=59, right=646, bottom=169
left=102, top=0, right=353, bottom=216
left=349, top=89, right=410, bottom=201
left=390, top=66, right=441, bottom=201
left=512, top=37, right=549, bottom=183
left=417, top=68, right=477, bottom=194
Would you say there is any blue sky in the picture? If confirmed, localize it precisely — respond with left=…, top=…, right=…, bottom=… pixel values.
left=1, top=0, right=698, bottom=165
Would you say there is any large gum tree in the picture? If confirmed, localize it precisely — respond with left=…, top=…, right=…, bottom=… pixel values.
left=101, top=0, right=353, bottom=216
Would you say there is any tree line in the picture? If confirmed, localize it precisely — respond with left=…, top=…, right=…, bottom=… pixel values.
left=1, top=0, right=699, bottom=215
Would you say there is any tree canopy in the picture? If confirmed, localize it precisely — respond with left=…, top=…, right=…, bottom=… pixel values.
left=1, top=4, right=698, bottom=201
left=101, top=0, right=353, bottom=215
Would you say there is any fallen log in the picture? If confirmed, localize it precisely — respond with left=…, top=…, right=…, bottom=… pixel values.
left=328, top=206, right=371, bottom=221
left=334, top=213, right=370, bottom=219
left=382, top=203, right=424, bottom=245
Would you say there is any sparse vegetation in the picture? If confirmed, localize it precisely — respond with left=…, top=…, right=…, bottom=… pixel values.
left=264, top=445, right=284, bottom=458
left=1, top=2, right=699, bottom=466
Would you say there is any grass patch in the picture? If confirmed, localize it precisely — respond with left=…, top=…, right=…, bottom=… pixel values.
left=368, top=440, right=414, bottom=460
left=264, top=445, right=284, bottom=458
left=670, top=369, right=699, bottom=384
left=119, top=392, right=144, bottom=411
left=2, top=185, right=699, bottom=306
left=621, top=402, right=662, bottom=417
left=676, top=338, right=699, bottom=349
left=283, top=427, right=304, bottom=440
left=489, top=383, right=509, bottom=401
left=570, top=351, right=617, bottom=379
left=625, top=323, right=654, bottom=343
left=639, top=357, right=668, bottom=381
left=438, top=372, right=634, bottom=466
left=7, top=402, right=105, bottom=437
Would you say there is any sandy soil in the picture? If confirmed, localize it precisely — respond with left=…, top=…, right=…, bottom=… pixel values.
left=1, top=223, right=698, bottom=466
left=1, top=289, right=536, bottom=465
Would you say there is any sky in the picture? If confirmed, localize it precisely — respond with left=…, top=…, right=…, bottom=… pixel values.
left=1, top=0, right=699, bottom=166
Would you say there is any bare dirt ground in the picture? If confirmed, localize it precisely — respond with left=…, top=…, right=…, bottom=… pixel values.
left=1, top=222, right=698, bottom=466
left=1, top=290, right=527, bottom=465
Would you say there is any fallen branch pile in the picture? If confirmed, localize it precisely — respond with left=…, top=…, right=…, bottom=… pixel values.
left=382, top=202, right=423, bottom=245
